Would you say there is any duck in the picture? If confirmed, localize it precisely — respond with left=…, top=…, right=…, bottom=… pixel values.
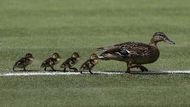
left=13, top=53, right=34, bottom=71
left=97, top=32, right=175, bottom=73
left=60, top=52, right=80, bottom=72
left=41, top=52, right=61, bottom=71
left=80, top=53, right=99, bottom=74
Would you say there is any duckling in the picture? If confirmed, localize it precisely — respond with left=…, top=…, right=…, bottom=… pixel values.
left=60, top=52, right=80, bottom=72
left=41, top=53, right=61, bottom=71
left=97, top=32, right=175, bottom=73
left=13, top=53, right=34, bottom=71
left=80, top=53, right=98, bottom=74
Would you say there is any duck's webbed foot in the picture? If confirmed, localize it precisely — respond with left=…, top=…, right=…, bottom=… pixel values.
left=89, top=69, right=93, bottom=74
left=23, top=67, right=27, bottom=71
left=44, top=67, right=47, bottom=71
left=63, top=68, right=67, bottom=72
left=69, top=67, right=78, bottom=72
left=126, top=67, right=131, bottom=73
left=139, top=65, right=148, bottom=72
left=126, top=63, right=132, bottom=73
left=50, top=66, right=56, bottom=71
left=126, top=64, right=148, bottom=73
left=132, top=65, right=148, bottom=72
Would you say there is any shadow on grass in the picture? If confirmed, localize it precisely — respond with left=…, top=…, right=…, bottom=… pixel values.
left=12, top=70, right=63, bottom=72
left=12, top=69, right=78, bottom=72
left=12, top=70, right=40, bottom=72
left=102, top=70, right=190, bottom=75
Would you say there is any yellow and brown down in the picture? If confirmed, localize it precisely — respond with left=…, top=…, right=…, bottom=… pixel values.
left=41, top=52, right=61, bottom=71
left=80, top=53, right=98, bottom=74
left=60, top=52, right=80, bottom=72
left=13, top=53, right=34, bottom=71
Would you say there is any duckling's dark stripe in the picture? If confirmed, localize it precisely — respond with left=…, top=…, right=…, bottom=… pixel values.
left=89, top=59, right=97, bottom=67
left=70, top=58, right=77, bottom=64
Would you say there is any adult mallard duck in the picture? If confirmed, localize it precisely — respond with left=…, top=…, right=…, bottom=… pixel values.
left=97, top=32, right=175, bottom=73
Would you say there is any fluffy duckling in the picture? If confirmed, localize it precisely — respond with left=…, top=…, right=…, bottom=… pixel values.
left=13, top=53, right=34, bottom=71
left=41, top=53, right=61, bottom=71
left=60, top=52, right=80, bottom=72
left=80, top=53, right=98, bottom=74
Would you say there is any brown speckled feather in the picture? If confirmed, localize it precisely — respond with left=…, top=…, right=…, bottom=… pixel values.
left=14, top=57, right=33, bottom=68
left=80, top=53, right=98, bottom=74
left=41, top=57, right=59, bottom=68
left=100, top=42, right=152, bottom=58
left=13, top=53, right=34, bottom=71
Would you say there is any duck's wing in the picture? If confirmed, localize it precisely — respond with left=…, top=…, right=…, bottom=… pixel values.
left=97, top=43, right=122, bottom=53
left=120, top=42, right=151, bottom=57
left=41, top=58, right=52, bottom=67
left=80, top=59, right=91, bottom=69
left=62, top=58, right=75, bottom=66
left=98, top=42, right=150, bottom=58
left=14, top=57, right=29, bottom=67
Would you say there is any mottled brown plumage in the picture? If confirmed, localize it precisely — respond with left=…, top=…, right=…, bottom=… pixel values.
left=60, top=52, right=80, bottom=72
left=41, top=53, right=61, bottom=71
left=80, top=53, right=98, bottom=74
left=13, top=53, right=34, bottom=71
left=98, top=32, right=175, bottom=73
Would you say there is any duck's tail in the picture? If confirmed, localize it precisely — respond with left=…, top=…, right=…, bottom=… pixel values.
left=97, top=52, right=111, bottom=60
left=97, top=47, right=106, bottom=51
left=97, top=55, right=103, bottom=59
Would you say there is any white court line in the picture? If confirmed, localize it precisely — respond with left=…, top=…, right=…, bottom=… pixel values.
left=0, top=72, right=123, bottom=77
left=0, top=71, right=190, bottom=77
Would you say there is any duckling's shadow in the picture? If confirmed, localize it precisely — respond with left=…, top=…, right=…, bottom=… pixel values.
left=41, top=70, right=76, bottom=72
left=12, top=70, right=41, bottom=72
left=79, top=73, right=100, bottom=76
left=13, top=69, right=80, bottom=72
left=55, top=69, right=80, bottom=72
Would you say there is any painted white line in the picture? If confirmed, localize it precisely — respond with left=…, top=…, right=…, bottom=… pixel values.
left=0, top=71, right=189, bottom=77
left=0, top=71, right=123, bottom=77
left=0, top=72, right=79, bottom=76
left=162, top=70, right=190, bottom=74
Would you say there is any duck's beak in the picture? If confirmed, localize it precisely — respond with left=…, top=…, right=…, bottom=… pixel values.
left=164, top=37, right=175, bottom=45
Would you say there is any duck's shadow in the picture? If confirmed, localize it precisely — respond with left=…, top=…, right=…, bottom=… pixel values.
left=92, top=70, right=190, bottom=75
left=110, top=70, right=190, bottom=75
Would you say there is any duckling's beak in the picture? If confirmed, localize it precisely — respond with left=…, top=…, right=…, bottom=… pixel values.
left=164, top=37, right=175, bottom=45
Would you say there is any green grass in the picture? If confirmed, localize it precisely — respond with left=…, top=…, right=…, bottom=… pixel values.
left=0, top=74, right=190, bottom=107
left=0, top=0, right=190, bottom=106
